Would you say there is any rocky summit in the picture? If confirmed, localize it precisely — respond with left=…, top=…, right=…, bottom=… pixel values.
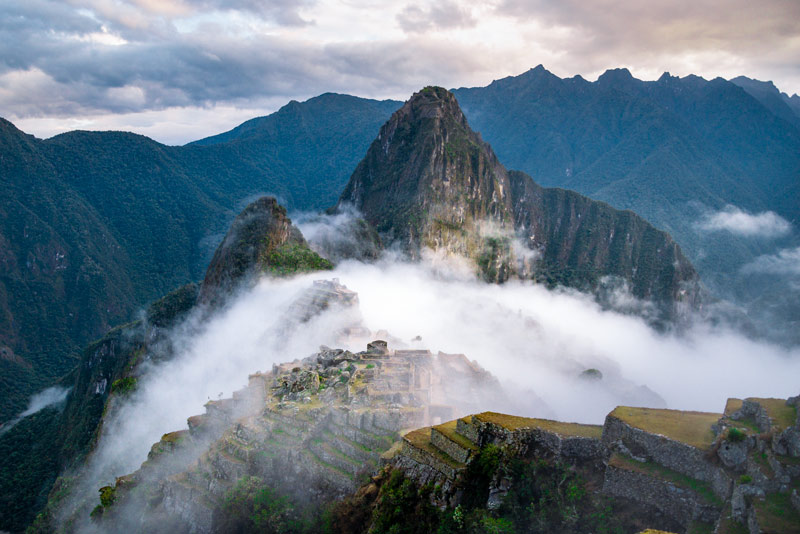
left=339, top=87, right=701, bottom=321
left=200, top=197, right=332, bottom=305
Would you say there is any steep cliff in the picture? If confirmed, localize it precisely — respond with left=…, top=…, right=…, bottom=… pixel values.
left=339, top=87, right=701, bottom=317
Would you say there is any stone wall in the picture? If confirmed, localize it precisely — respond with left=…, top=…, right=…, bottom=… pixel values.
left=602, top=415, right=732, bottom=500
left=602, top=463, right=720, bottom=529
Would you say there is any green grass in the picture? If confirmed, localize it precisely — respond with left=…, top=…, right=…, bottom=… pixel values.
left=262, top=242, right=333, bottom=277
left=403, top=428, right=465, bottom=470
left=609, top=406, right=719, bottom=449
left=751, top=450, right=775, bottom=477
left=752, top=492, right=800, bottom=533
left=748, top=398, right=797, bottom=430
left=474, top=412, right=602, bottom=438
left=433, top=420, right=478, bottom=450
left=610, top=453, right=722, bottom=507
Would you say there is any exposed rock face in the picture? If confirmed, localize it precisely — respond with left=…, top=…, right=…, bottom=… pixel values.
left=340, top=86, right=514, bottom=261
left=200, top=197, right=331, bottom=304
left=338, top=87, right=701, bottom=319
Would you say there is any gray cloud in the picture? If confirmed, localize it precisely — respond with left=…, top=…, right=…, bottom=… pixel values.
left=396, top=1, right=476, bottom=33
left=496, top=0, right=800, bottom=84
left=185, top=0, right=315, bottom=25
left=697, top=205, right=792, bottom=238
left=2, top=0, right=800, bottom=142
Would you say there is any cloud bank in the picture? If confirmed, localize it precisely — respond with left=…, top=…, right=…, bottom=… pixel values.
left=3, top=0, right=800, bottom=143
left=698, top=205, right=792, bottom=238
left=59, top=247, right=800, bottom=525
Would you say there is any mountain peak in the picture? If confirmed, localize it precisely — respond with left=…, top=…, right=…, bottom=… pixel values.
left=598, top=67, right=633, bottom=82
left=200, top=197, right=331, bottom=304
left=338, top=88, right=700, bottom=312
left=596, top=68, right=640, bottom=92
left=402, top=86, right=465, bottom=122
left=338, top=86, right=512, bottom=257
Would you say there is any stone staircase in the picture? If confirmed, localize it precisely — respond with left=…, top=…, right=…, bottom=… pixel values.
left=395, top=416, right=482, bottom=487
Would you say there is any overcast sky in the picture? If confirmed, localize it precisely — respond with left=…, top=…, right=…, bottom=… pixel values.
left=2, top=0, right=799, bottom=145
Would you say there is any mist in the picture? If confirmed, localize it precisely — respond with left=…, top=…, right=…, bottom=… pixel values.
left=0, top=386, right=71, bottom=436
left=60, top=220, right=800, bottom=526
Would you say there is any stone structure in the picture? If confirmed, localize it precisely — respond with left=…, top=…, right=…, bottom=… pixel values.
left=391, top=397, right=800, bottom=533
left=99, top=334, right=503, bottom=533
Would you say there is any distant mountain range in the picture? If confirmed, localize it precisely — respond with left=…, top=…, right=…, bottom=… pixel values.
left=2, top=67, right=799, bottom=425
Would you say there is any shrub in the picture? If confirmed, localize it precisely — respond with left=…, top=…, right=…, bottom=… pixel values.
left=99, top=486, right=115, bottom=508
left=111, top=376, right=137, bottom=395
left=727, top=428, right=746, bottom=443
left=739, top=475, right=752, bottom=484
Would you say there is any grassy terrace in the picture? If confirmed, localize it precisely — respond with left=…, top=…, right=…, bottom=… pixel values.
left=609, top=453, right=722, bottom=507
left=434, top=420, right=478, bottom=450
left=749, top=398, right=797, bottom=430
left=403, top=427, right=465, bottom=469
left=752, top=492, right=800, bottom=533
left=609, top=407, right=719, bottom=450
left=474, top=412, right=602, bottom=438
left=724, top=397, right=796, bottom=431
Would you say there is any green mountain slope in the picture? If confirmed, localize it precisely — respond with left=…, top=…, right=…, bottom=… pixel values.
left=0, top=94, right=398, bottom=424
left=452, top=66, right=800, bottom=340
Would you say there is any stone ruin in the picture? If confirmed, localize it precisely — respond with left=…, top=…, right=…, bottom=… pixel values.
left=98, top=335, right=505, bottom=533
left=390, top=395, right=800, bottom=533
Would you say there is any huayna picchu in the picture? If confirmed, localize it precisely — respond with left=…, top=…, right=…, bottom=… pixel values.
left=338, top=87, right=702, bottom=322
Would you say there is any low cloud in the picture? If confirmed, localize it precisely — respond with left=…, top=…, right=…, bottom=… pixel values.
left=0, top=386, right=71, bottom=436
left=57, top=247, right=800, bottom=526
left=697, top=205, right=792, bottom=238
left=742, top=246, right=800, bottom=276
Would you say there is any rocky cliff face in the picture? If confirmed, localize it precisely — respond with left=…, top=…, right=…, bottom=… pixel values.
left=338, top=87, right=701, bottom=319
left=339, top=86, right=514, bottom=260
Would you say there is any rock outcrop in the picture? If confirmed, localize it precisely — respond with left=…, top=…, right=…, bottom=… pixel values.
left=338, top=87, right=701, bottom=321
left=200, top=196, right=332, bottom=305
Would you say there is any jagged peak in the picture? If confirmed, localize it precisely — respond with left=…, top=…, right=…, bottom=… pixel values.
left=402, top=86, right=462, bottom=118
left=657, top=71, right=674, bottom=82
left=524, top=64, right=555, bottom=77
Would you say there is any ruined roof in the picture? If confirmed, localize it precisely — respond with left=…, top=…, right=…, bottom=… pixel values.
left=474, top=412, right=602, bottom=438
left=608, top=406, right=719, bottom=450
